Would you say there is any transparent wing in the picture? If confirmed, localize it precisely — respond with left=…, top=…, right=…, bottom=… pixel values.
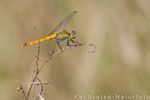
left=47, top=38, right=56, bottom=57
left=47, top=11, right=77, bottom=57
left=48, top=11, right=77, bottom=35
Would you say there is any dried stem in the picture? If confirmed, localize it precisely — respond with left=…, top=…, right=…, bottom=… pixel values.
left=18, top=82, right=27, bottom=100
left=38, top=42, right=96, bottom=72
left=26, top=43, right=41, bottom=100
left=18, top=41, right=96, bottom=100
left=35, top=77, right=43, bottom=100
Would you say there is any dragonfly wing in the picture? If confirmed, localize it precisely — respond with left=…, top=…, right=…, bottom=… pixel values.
left=47, top=39, right=57, bottom=57
left=49, top=11, right=77, bottom=35
left=47, top=11, right=77, bottom=57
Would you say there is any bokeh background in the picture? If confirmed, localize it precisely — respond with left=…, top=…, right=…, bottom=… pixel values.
left=0, top=0, right=150, bottom=100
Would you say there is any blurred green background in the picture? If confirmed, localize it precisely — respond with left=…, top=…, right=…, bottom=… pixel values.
left=0, top=0, right=150, bottom=100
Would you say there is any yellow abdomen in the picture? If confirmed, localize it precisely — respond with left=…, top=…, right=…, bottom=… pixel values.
left=21, top=33, right=57, bottom=47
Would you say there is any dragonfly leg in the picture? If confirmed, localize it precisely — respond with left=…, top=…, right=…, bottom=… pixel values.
left=67, top=39, right=72, bottom=46
left=67, top=39, right=81, bottom=47
left=70, top=39, right=82, bottom=46
left=57, top=38, right=66, bottom=51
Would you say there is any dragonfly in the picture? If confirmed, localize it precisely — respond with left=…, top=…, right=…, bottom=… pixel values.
left=21, top=11, right=81, bottom=54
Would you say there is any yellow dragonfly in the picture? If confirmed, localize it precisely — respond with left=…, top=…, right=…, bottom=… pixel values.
left=21, top=11, right=81, bottom=54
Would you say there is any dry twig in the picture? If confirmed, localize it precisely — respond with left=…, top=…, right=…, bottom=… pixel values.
left=18, top=41, right=96, bottom=100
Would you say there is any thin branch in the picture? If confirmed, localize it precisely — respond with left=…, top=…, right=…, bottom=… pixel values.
left=36, top=77, right=43, bottom=95
left=26, top=43, right=41, bottom=100
left=75, top=42, right=96, bottom=62
left=18, top=82, right=27, bottom=100
left=38, top=42, right=96, bottom=72
left=20, top=81, right=52, bottom=85
left=19, top=41, right=96, bottom=100
left=35, top=42, right=40, bottom=72
left=35, top=77, right=43, bottom=100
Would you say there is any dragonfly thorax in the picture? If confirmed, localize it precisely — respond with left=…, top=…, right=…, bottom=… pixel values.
left=57, top=30, right=77, bottom=39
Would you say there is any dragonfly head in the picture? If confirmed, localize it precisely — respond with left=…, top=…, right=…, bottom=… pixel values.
left=70, top=31, right=77, bottom=39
